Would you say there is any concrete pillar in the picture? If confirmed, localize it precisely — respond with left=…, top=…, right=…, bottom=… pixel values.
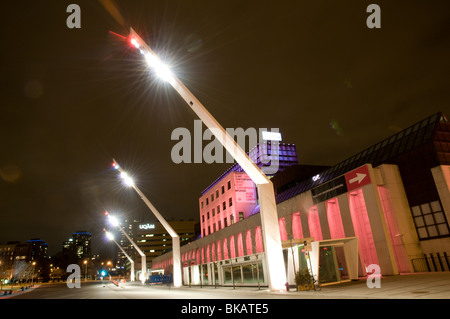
left=431, top=165, right=450, bottom=225
left=377, top=164, right=423, bottom=269
left=361, top=164, right=398, bottom=275
left=337, top=193, right=355, bottom=237
left=317, top=201, right=331, bottom=240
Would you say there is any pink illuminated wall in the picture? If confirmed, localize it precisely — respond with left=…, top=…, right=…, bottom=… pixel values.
left=308, top=207, right=323, bottom=241
left=223, top=238, right=229, bottom=260
left=291, top=212, right=304, bottom=239
left=196, top=249, right=201, bottom=265
left=246, top=230, right=253, bottom=255
left=255, top=226, right=264, bottom=253
left=326, top=199, right=345, bottom=239
left=377, top=186, right=410, bottom=273
left=211, top=242, right=216, bottom=262
left=348, top=189, right=379, bottom=268
left=198, top=172, right=257, bottom=238
left=229, top=235, right=236, bottom=258
left=201, top=246, right=205, bottom=264
left=279, top=217, right=288, bottom=241
left=237, top=233, right=244, bottom=257
left=206, top=245, right=211, bottom=263
left=217, top=240, right=222, bottom=261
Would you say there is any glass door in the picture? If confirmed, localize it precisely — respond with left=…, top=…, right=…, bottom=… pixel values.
left=318, top=246, right=339, bottom=284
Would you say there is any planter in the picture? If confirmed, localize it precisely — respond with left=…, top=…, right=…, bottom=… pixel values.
left=297, top=283, right=314, bottom=291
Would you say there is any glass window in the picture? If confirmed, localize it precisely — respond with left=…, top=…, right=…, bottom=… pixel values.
left=412, top=206, right=422, bottom=217
left=411, top=201, right=450, bottom=240
left=431, top=201, right=442, bottom=212
left=222, top=186, right=225, bottom=194
left=438, top=224, right=450, bottom=236
left=233, top=266, right=242, bottom=284
left=216, top=190, right=219, bottom=198
left=427, top=226, right=438, bottom=237
left=414, top=216, right=425, bottom=227
left=223, top=267, right=232, bottom=284
left=424, top=214, right=434, bottom=226
left=227, top=181, right=231, bottom=190
left=434, top=212, right=446, bottom=224
left=420, top=203, right=431, bottom=214
left=229, top=197, right=233, bottom=207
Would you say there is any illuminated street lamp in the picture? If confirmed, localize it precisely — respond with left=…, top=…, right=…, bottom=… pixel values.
left=112, top=159, right=182, bottom=288
left=106, top=212, right=147, bottom=284
left=128, top=28, right=287, bottom=291
left=31, top=261, right=36, bottom=286
left=105, top=230, right=135, bottom=282
left=83, top=260, right=88, bottom=281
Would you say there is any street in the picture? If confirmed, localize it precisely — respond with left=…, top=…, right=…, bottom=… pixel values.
left=7, top=272, right=450, bottom=299
left=4, top=274, right=450, bottom=318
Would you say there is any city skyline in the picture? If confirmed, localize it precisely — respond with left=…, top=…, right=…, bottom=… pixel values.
left=1, top=0, right=450, bottom=257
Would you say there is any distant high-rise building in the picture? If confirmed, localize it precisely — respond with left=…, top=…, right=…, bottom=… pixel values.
left=62, top=231, right=92, bottom=259
left=26, top=238, right=48, bottom=261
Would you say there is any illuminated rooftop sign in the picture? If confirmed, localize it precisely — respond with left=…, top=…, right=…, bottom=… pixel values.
left=139, top=223, right=155, bottom=230
left=262, top=131, right=282, bottom=141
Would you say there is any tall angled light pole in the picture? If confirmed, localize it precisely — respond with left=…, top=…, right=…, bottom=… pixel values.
left=128, top=28, right=287, bottom=291
left=105, top=230, right=135, bottom=282
left=112, top=159, right=182, bottom=288
left=106, top=212, right=146, bottom=284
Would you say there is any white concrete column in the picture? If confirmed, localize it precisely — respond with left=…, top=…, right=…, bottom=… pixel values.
left=257, top=182, right=287, bottom=290
left=361, top=165, right=398, bottom=275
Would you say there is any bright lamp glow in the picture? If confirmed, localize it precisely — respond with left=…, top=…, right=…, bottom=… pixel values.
left=120, top=171, right=135, bottom=187
left=105, top=231, right=114, bottom=241
left=108, top=215, right=120, bottom=227
left=130, top=38, right=140, bottom=48
left=144, top=52, right=173, bottom=82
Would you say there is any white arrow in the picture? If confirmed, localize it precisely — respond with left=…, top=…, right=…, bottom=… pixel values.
left=349, top=173, right=367, bottom=184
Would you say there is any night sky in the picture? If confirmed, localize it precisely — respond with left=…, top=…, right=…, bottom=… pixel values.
left=1, top=0, right=450, bottom=256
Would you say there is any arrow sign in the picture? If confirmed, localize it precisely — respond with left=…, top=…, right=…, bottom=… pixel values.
left=345, top=165, right=371, bottom=191
left=349, top=173, right=367, bottom=184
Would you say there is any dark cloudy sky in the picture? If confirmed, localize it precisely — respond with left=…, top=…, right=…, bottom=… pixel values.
left=1, top=0, right=450, bottom=256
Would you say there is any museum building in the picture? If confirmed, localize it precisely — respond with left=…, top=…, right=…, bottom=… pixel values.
left=152, top=112, right=450, bottom=287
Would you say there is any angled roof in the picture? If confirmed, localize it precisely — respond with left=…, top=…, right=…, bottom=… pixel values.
left=272, top=112, right=448, bottom=207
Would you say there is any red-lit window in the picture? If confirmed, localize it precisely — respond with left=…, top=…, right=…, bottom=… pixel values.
left=348, top=189, right=379, bottom=269
left=237, top=233, right=244, bottom=257
left=223, top=238, right=229, bottom=259
left=292, top=212, right=303, bottom=239
left=308, top=207, right=323, bottom=241
left=229, top=235, right=236, bottom=259
left=217, top=240, right=222, bottom=261
left=279, top=217, right=288, bottom=241
left=211, top=242, right=216, bottom=262
left=246, top=230, right=253, bottom=255
left=326, top=199, right=345, bottom=239
left=255, top=226, right=264, bottom=253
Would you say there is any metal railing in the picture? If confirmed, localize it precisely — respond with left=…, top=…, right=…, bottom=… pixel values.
left=412, top=252, right=450, bottom=272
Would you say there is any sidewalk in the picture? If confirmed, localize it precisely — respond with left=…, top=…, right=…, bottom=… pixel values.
left=142, top=272, right=450, bottom=299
